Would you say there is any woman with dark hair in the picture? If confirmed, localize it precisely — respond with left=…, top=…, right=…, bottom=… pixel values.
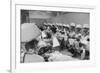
left=50, top=25, right=57, bottom=34
left=23, top=39, right=44, bottom=63
left=38, top=46, right=52, bottom=62
left=51, top=28, right=60, bottom=51
left=46, top=32, right=52, bottom=39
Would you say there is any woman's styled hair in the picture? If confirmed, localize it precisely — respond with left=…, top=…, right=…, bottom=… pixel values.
left=25, top=39, right=38, bottom=51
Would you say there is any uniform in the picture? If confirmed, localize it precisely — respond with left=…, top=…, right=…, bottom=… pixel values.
left=48, top=51, right=78, bottom=61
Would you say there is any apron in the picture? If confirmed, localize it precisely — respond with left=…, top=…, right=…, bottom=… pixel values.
left=52, top=36, right=60, bottom=47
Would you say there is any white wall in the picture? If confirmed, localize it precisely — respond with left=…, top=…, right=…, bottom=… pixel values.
left=53, top=13, right=89, bottom=25
left=0, top=0, right=99, bottom=73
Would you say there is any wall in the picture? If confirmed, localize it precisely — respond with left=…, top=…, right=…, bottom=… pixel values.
left=63, top=13, right=89, bottom=25
left=53, top=12, right=89, bottom=25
